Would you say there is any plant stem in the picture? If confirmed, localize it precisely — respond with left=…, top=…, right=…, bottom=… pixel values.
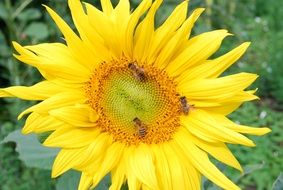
left=205, top=0, right=213, bottom=29
left=4, top=0, right=20, bottom=86
left=12, top=0, right=33, bottom=20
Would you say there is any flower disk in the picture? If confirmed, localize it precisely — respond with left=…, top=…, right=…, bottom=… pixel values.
left=86, top=59, right=181, bottom=145
left=0, top=0, right=271, bottom=190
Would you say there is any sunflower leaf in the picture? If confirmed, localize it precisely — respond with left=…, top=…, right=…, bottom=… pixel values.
left=17, top=8, right=42, bottom=21
left=0, top=129, right=59, bottom=170
left=272, top=173, right=283, bottom=190
left=95, top=174, right=111, bottom=190
left=55, top=171, right=111, bottom=190
left=242, top=163, right=264, bottom=175
left=56, top=170, right=80, bottom=190
left=24, top=22, right=49, bottom=40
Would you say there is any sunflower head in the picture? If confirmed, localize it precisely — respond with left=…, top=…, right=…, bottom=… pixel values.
left=85, top=59, right=181, bottom=145
left=0, top=0, right=271, bottom=189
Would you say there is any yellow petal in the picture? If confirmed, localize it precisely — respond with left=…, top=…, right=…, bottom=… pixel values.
left=169, top=142, right=201, bottom=190
left=100, top=0, right=113, bottom=15
left=174, top=131, right=241, bottom=190
left=147, top=0, right=188, bottom=63
left=152, top=144, right=172, bottom=190
left=157, top=0, right=188, bottom=33
left=12, top=41, right=43, bottom=72
left=78, top=173, right=93, bottom=190
left=14, top=42, right=91, bottom=83
left=181, top=109, right=256, bottom=146
left=44, top=5, right=97, bottom=69
left=49, top=104, right=98, bottom=127
left=114, top=0, right=130, bottom=20
left=129, top=144, right=158, bottom=189
left=124, top=0, right=152, bottom=57
left=109, top=155, right=126, bottom=190
left=178, top=73, right=258, bottom=100
left=163, top=143, right=189, bottom=190
left=43, top=127, right=100, bottom=148
left=141, top=184, right=153, bottom=190
left=18, top=91, right=86, bottom=119
left=188, top=90, right=258, bottom=111
left=186, top=101, right=221, bottom=108
left=182, top=128, right=242, bottom=171
left=22, top=112, right=41, bottom=134
left=125, top=146, right=142, bottom=190
left=68, top=0, right=109, bottom=63
left=176, top=42, right=250, bottom=82
left=133, top=0, right=162, bottom=62
left=113, top=0, right=131, bottom=56
left=203, top=42, right=251, bottom=78
left=182, top=119, right=219, bottom=143
left=212, top=113, right=271, bottom=135
left=91, top=143, right=125, bottom=188
left=76, top=133, right=112, bottom=171
left=52, top=133, right=110, bottom=177
left=0, top=81, right=66, bottom=100
left=166, top=30, right=230, bottom=77
left=84, top=3, right=120, bottom=57
left=204, top=102, right=243, bottom=115
left=200, top=90, right=258, bottom=115
left=51, top=148, right=85, bottom=178
left=12, top=41, right=42, bottom=68
left=25, top=42, right=89, bottom=71
left=22, top=113, right=64, bottom=134
left=155, top=8, right=205, bottom=69
left=52, top=148, right=86, bottom=178
left=225, top=90, right=259, bottom=102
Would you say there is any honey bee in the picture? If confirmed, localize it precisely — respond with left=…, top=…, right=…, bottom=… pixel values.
left=180, top=96, right=190, bottom=115
left=133, top=117, right=147, bottom=138
left=128, top=62, right=146, bottom=81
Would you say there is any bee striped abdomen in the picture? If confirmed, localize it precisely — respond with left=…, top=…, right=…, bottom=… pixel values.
left=133, top=117, right=147, bottom=138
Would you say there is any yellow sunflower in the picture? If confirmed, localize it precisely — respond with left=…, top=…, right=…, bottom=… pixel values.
left=1, top=0, right=270, bottom=189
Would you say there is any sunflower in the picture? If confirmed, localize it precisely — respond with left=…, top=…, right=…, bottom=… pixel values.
left=1, top=0, right=270, bottom=189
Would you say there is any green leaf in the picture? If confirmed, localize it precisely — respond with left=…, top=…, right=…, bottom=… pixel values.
left=95, top=174, right=111, bottom=190
left=17, top=8, right=42, bottom=21
left=55, top=171, right=112, bottom=190
left=120, top=183, right=129, bottom=190
left=24, top=22, right=49, bottom=40
left=1, top=129, right=59, bottom=170
left=56, top=170, right=80, bottom=190
left=201, top=162, right=226, bottom=190
left=272, top=173, right=283, bottom=190
left=242, top=163, right=264, bottom=175
left=37, top=131, right=53, bottom=144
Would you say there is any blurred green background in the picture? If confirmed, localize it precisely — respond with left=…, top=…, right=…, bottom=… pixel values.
left=0, top=0, right=282, bottom=189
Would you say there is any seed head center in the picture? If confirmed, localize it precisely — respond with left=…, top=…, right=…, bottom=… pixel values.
left=85, top=59, right=181, bottom=145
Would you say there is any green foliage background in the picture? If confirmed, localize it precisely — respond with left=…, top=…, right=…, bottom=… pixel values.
left=0, top=0, right=282, bottom=189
